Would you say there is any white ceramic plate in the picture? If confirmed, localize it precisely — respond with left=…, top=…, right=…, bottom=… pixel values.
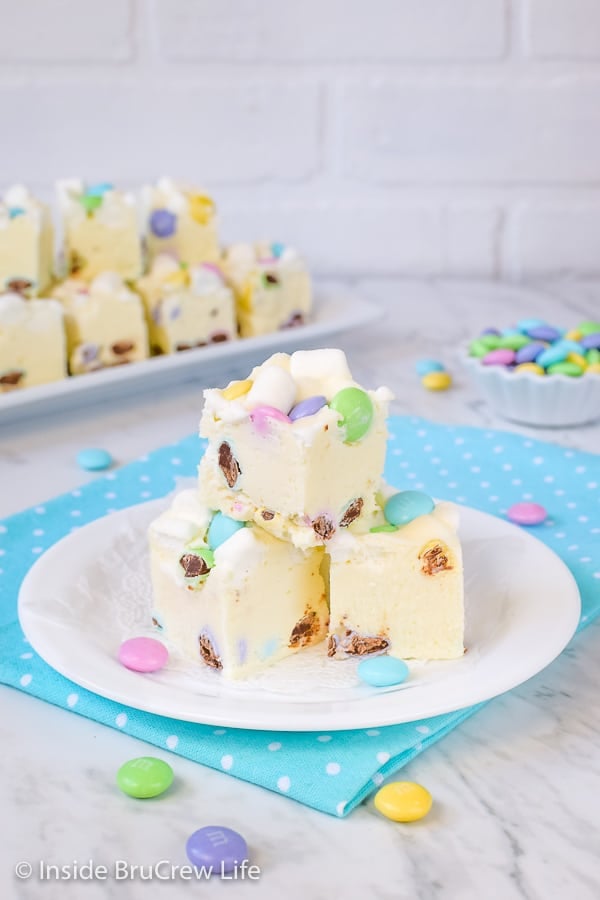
left=0, top=289, right=381, bottom=425
left=18, top=499, right=580, bottom=731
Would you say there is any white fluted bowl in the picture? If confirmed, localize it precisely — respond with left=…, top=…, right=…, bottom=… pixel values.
left=462, top=354, right=600, bottom=427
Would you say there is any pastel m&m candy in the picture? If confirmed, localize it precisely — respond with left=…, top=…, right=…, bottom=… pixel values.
left=79, top=193, right=102, bottom=214
left=588, top=363, right=600, bottom=373
left=118, top=636, right=169, bottom=672
left=374, top=782, right=433, bottom=822
left=186, top=826, right=248, bottom=875
left=150, top=208, right=177, bottom=238
left=330, top=387, right=373, bottom=443
left=581, top=333, right=600, bottom=351
left=497, top=333, right=530, bottom=351
left=547, top=361, right=583, bottom=377
left=76, top=447, right=113, bottom=471
left=249, top=405, right=291, bottom=434
left=536, top=345, right=568, bottom=368
left=222, top=379, right=252, bottom=401
left=422, top=371, right=452, bottom=391
left=482, top=349, right=516, bottom=366
left=117, top=757, right=174, bottom=799
left=358, top=656, right=409, bottom=687
left=207, top=512, right=245, bottom=550
left=515, top=342, right=545, bottom=365
left=289, top=395, right=327, bottom=421
left=384, top=491, right=434, bottom=526
left=515, top=363, right=544, bottom=375
left=507, top=502, right=547, bottom=526
left=527, top=325, right=562, bottom=342
left=578, top=321, right=600, bottom=336
left=415, top=359, right=445, bottom=376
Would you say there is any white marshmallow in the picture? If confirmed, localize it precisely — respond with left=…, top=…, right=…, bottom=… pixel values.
left=290, top=348, right=354, bottom=402
left=245, top=365, right=297, bottom=414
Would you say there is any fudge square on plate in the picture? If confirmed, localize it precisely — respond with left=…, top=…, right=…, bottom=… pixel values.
left=148, top=490, right=328, bottom=679
left=141, top=177, right=220, bottom=269
left=0, top=293, right=66, bottom=391
left=198, top=349, right=392, bottom=549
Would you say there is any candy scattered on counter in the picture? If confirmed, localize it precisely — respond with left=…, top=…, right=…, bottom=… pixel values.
left=374, top=781, right=433, bottom=822
left=186, top=826, right=249, bottom=875
left=117, top=757, right=174, bottom=799
left=76, top=448, right=113, bottom=471
left=506, top=502, right=547, bottom=526
left=358, top=656, right=409, bottom=687
left=416, top=359, right=452, bottom=391
left=118, top=636, right=169, bottom=672
left=469, top=320, right=600, bottom=376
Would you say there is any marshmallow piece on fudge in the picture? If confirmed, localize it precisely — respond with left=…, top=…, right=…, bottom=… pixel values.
left=141, top=177, right=220, bottom=268
left=0, top=185, right=54, bottom=296
left=149, top=490, right=328, bottom=679
left=198, top=349, right=392, bottom=549
left=136, top=254, right=236, bottom=354
left=57, top=179, right=142, bottom=281
left=223, top=241, right=311, bottom=337
left=327, top=497, right=464, bottom=660
left=52, top=272, right=148, bottom=374
left=0, top=293, right=66, bottom=391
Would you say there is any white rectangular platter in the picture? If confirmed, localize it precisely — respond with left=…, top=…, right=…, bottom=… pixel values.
left=0, top=290, right=381, bottom=426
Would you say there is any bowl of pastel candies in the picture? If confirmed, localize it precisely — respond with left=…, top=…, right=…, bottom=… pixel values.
left=462, top=318, right=600, bottom=427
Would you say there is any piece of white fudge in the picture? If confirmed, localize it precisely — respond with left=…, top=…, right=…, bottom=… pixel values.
left=52, top=272, right=148, bottom=374
left=0, top=185, right=54, bottom=296
left=0, top=293, right=66, bottom=391
left=136, top=255, right=237, bottom=355
left=141, top=177, right=220, bottom=268
left=198, top=349, right=392, bottom=549
left=149, top=490, right=328, bottom=679
left=57, top=179, right=142, bottom=281
left=223, top=241, right=311, bottom=337
left=328, top=497, right=464, bottom=660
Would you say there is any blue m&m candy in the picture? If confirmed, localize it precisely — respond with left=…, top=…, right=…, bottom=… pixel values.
left=358, top=656, right=409, bottom=687
left=186, top=826, right=248, bottom=875
left=150, top=208, right=177, bottom=238
left=415, top=359, right=445, bottom=377
left=384, top=491, right=435, bottom=526
left=87, top=182, right=114, bottom=197
left=289, top=395, right=327, bottom=421
left=76, top=448, right=113, bottom=471
left=207, top=512, right=245, bottom=550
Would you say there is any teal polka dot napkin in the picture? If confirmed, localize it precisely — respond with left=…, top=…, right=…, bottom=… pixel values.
left=0, top=417, right=598, bottom=817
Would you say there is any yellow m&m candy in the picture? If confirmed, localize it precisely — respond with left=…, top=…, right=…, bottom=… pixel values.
left=587, top=363, right=600, bottom=374
left=567, top=352, right=588, bottom=370
left=222, top=379, right=252, bottom=401
left=515, top=363, right=544, bottom=375
left=374, top=781, right=433, bottom=822
left=422, top=371, right=452, bottom=391
left=189, top=193, right=215, bottom=226
left=565, top=329, right=582, bottom=342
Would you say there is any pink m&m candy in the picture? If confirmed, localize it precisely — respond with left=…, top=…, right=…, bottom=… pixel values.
left=118, top=637, right=169, bottom=673
left=250, top=405, right=291, bottom=435
left=482, top=349, right=516, bottom=366
left=507, top=502, right=547, bottom=526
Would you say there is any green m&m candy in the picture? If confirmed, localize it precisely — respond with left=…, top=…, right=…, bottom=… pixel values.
left=497, top=333, right=530, bottom=351
left=587, top=348, right=600, bottom=365
left=117, top=757, right=174, bottom=799
left=370, top=524, right=399, bottom=533
left=330, top=387, right=374, bottom=443
left=547, top=361, right=584, bottom=377
left=579, top=321, right=600, bottom=337
left=79, top=193, right=102, bottom=214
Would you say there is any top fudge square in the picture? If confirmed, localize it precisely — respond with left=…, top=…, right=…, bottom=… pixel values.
left=198, top=349, right=392, bottom=549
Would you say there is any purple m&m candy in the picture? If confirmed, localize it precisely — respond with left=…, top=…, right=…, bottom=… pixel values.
left=186, top=826, right=248, bottom=875
left=507, top=502, right=547, bottom=526
left=515, top=342, right=546, bottom=365
left=581, top=333, right=600, bottom=351
left=527, top=325, right=562, bottom=343
left=118, top=637, right=168, bottom=673
left=480, top=327, right=501, bottom=336
left=150, top=208, right=177, bottom=238
left=289, top=395, right=327, bottom=421
left=482, top=349, right=516, bottom=366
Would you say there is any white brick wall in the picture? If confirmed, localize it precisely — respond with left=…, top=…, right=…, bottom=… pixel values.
left=0, top=0, right=598, bottom=278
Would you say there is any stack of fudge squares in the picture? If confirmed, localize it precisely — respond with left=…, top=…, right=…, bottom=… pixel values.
left=149, top=349, right=465, bottom=679
left=0, top=178, right=311, bottom=393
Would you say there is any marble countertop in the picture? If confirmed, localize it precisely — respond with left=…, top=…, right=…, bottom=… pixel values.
left=1, top=280, right=599, bottom=900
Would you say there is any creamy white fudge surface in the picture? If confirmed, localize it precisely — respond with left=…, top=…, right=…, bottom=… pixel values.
left=223, top=241, right=311, bottom=337
left=328, top=500, right=464, bottom=660
left=0, top=293, right=66, bottom=391
left=0, top=184, right=54, bottom=296
left=149, top=490, right=328, bottom=679
left=52, top=272, right=148, bottom=375
left=136, top=254, right=236, bottom=355
left=141, top=177, right=220, bottom=268
left=198, top=349, right=392, bottom=549
left=57, top=179, right=142, bottom=281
